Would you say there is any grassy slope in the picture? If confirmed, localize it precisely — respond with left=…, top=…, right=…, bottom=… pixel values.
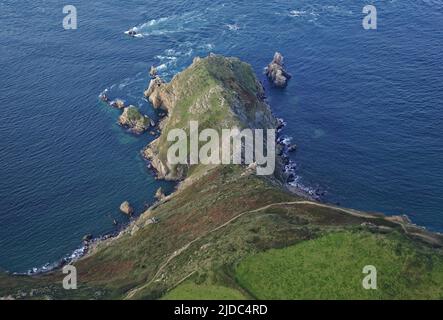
left=1, top=55, right=442, bottom=300
left=162, top=282, right=246, bottom=300
left=1, top=166, right=442, bottom=299
left=235, top=231, right=443, bottom=300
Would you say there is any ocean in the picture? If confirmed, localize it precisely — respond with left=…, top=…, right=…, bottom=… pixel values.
left=0, top=0, right=442, bottom=273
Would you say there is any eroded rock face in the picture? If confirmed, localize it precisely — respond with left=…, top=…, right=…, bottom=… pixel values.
left=265, top=52, right=291, bottom=87
left=120, top=201, right=134, bottom=216
left=144, top=76, right=171, bottom=110
left=118, top=106, right=151, bottom=134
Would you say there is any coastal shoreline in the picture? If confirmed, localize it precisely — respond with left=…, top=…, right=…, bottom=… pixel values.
left=11, top=54, right=442, bottom=278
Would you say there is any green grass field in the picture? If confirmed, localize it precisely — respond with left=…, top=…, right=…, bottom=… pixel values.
left=235, top=231, right=443, bottom=300
left=162, top=282, right=246, bottom=300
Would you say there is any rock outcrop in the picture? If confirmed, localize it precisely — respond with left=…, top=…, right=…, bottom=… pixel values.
left=155, top=187, right=166, bottom=201
left=265, top=52, right=291, bottom=87
left=143, top=54, right=278, bottom=181
left=120, top=201, right=134, bottom=216
left=110, top=99, right=126, bottom=109
left=144, top=76, right=171, bottom=110
left=118, top=106, right=151, bottom=134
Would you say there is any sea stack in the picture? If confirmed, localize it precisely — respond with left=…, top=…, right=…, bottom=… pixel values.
left=120, top=201, right=134, bottom=216
left=118, top=106, right=151, bottom=134
left=265, top=52, right=291, bottom=87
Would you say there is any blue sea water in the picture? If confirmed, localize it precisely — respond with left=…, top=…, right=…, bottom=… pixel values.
left=0, top=0, right=442, bottom=272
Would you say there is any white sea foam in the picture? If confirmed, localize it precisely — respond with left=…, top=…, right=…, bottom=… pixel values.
left=289, top=10, right=307, bottom=17
left=226, top=23, right=240, bottom=31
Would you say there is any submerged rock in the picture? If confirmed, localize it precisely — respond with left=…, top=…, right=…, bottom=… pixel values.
left=82, top=234, right=93, bottom=242
left=118, top=106, right=151, bottom=134
left=120, top=201, right=134, bottom=216
left=99, top=90, right=110, bottom=103
left=265, top=52, right=291, bottom=87
left=110, top=99, right=126, bottom=109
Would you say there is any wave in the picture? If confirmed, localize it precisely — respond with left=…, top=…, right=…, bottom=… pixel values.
left=126, top=10, right=208, bottom=37
left=16, top=232, right=118, bottom=276
left=226, top=23, right=240, bottom=31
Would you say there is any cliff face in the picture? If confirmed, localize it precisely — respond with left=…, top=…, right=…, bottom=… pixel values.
left=143, top=55, right=277, bottom=181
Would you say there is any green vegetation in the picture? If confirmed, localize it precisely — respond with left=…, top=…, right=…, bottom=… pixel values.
left=162, top=282, right=246, bottom=300
left=1, top=55, right=442, bottom=300
left=150, top=55, right=274, bottom=180
left=126, top=106, right=141, bottom=120
left=235, top=231, right=443, bottom=300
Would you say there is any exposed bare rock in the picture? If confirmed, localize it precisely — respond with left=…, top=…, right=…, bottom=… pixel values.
left=118, top=106, right=151, bottom=134
left=120, top=201, right=134, bottom=216
left=155, top=187, right=166, bottom=201
left=110, top=99, right=126, bottom=109
left=144, top=76, right=172, bottom=111
left=265, top=52, right=291, bottom=87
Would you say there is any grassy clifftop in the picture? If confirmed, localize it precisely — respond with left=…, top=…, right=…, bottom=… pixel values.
left=1, top=55, right=442, bottom=300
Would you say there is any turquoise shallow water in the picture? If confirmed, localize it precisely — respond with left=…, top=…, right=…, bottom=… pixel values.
left=0, top=0, right=442, bottom=272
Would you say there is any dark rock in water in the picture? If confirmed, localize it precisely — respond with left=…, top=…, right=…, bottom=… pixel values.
left=149, top=65, right=158, bottom=79
left=99, top=91, right=110, bottom=102
left=288, top=144, right=297, bottom=152
left=265, top=52, right=292, bottom=87
left=110, top=99, right=126, bottom=109
left=127, top=29, right=137, bottom=37
left=277, top=118, right=286, bottom=131
left=83, top=234, right=93, bottom=242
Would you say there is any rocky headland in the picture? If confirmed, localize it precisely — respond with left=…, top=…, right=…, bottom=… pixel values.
left=143, top=54, right=279, bottom=181
left=1, top=54, right=442, bottom=300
